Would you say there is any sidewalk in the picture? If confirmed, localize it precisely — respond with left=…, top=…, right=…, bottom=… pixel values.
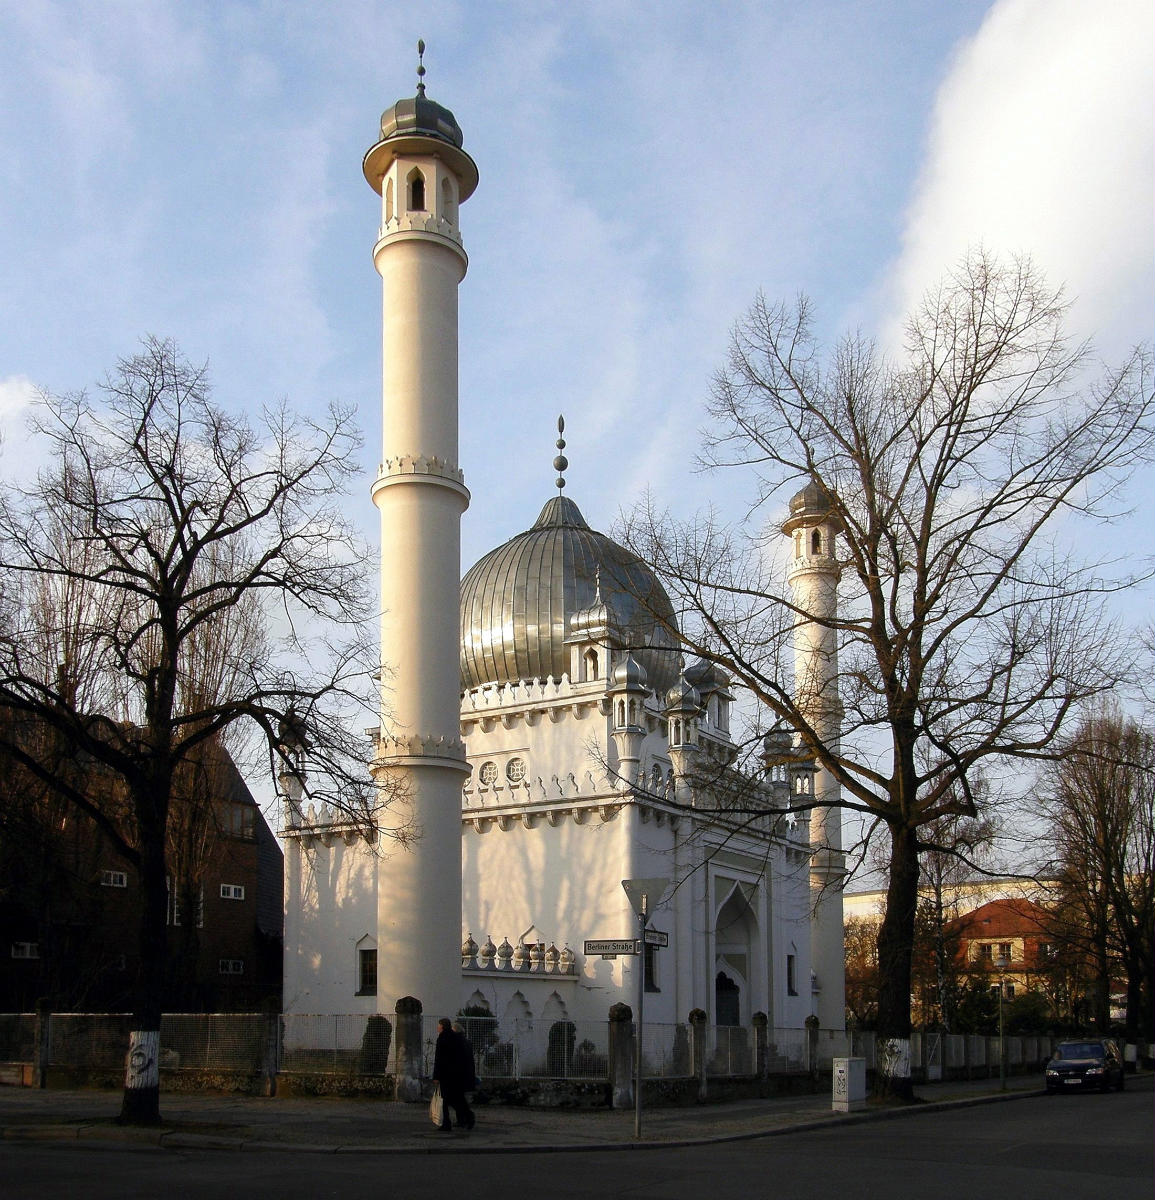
left=0, top=1073, right=1077, bottom=1154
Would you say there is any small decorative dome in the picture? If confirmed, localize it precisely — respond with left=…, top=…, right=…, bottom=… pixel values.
left=684, top=658, right=728, bottom=692
left=611, top=653, right=649, bottom=692
left=762, top=725, right=793, bottom=759
left=559, top=944, right=575, bottom=969
left=461, top=494, right=681, bottom=693
left=461, top=933, right=478, bottom=959
left=664, top=675, right=701, bottom=714
left=496, top=937, right=513, bottom=963
left=545, top=943, right=560, bottom=964
left=782, top=480, right=842, bottom=535
left=480, top=935, right=496, bottom=960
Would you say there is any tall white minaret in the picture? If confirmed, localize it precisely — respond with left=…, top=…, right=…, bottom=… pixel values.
left=783, top=484, right=846, bottom=1030
left=363, top=45, right=477, bottom=1016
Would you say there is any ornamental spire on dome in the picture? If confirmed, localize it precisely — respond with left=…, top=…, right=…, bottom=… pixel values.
left=416, top=39, right=427, bottom=97
left=554, top=415, right=568, bottom=491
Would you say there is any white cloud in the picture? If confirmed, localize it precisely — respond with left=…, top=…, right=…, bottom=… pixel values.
left=883, top=0, right=1154, bottom=358
left=0, top=374, right=37, bottom=420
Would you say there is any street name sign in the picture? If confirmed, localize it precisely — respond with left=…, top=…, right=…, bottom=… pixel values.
left=584, top=939, right=638, bottom=956
left=643, top=929, right=669, bottom=947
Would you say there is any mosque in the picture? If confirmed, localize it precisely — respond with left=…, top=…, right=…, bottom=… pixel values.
left=280, top=59, right=846, bottom=1041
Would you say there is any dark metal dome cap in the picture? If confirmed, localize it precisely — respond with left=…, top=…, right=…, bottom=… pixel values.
left=378, top=94, right=464, bottom=148
left=460, top=496, right=681, bottom=693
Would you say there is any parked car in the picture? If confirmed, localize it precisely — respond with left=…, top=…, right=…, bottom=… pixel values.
left=1044, top=1039, right=1125, bottom=1093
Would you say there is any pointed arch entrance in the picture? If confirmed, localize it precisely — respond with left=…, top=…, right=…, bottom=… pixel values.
left=713, top=879, right=759, bottom=1026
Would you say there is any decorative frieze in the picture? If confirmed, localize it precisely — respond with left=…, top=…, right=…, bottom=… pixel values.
left=461, top=934, right=577, bottom=975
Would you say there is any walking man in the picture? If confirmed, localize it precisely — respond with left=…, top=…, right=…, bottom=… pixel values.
left=433, top=1017, right=475, bottom=1131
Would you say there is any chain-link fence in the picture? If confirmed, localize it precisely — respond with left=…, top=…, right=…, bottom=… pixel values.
left=0, top=1014, right=35, bottom=1063
left=48, top=1014, right=134, bottom=1069
left=0, top=1012, right=1061, bottom=1084
left=281, top=1013, right=391, bottom=1074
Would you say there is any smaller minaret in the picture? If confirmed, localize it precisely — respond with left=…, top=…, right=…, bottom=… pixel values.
left=609, top=653, right=650, bottom=790
left=664, top=675, right=701, bottom=805
left=782, top=483, right=846, bottom=1029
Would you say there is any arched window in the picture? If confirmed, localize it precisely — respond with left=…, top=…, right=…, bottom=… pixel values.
left=811, top=529, right=822, bottom=555
left=407, top=168, right=426, bottom=211
left=616, top=700, right=626, bottom=727
left=585, top=648, right=599, bottom=679
left=794, top=531, right=802, bottom=557
left=441, top=175, right=456, bottom=223
left=385, top=177, right=394, bottom=223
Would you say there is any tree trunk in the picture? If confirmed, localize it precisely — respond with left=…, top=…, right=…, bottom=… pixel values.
left=875, top=822, right=919, bottom=1100
left=118, top=787, right=168, bottom=1125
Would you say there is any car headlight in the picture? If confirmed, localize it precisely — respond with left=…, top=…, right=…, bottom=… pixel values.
left=1085, top=1066, right=1104, bottom=1074
left=1045, top=1067, right=1058, bottom=1075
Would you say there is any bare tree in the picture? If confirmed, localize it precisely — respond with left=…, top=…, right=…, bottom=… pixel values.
left=1039, top=709, right=1155, bottom=1043
left=0, top=337, right=391, bottom=1124
left=622, top=251, right=1152, bottom=1097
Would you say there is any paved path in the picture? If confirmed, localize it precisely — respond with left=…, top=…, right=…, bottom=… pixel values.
left=0, top=1072, right=1091, bottom=1154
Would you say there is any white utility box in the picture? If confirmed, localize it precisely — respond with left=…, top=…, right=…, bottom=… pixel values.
left=832, top=1057, right=866, bottom=1112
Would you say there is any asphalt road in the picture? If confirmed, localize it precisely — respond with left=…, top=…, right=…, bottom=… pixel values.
left=1, top=1085, right=1150, bottom=1200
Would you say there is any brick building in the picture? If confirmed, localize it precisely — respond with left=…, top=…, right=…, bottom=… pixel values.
left=0, top=739, right=282, bottom=1012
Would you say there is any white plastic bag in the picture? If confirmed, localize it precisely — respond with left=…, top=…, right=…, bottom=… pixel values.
left=429, top=1083, right=446, bottom=1127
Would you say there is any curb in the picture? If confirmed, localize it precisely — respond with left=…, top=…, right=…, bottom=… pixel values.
left=0, top=1084, right=1054, bottom=1155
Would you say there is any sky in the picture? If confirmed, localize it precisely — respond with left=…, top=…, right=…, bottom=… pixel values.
left=1, top=0, right=1152, bottom=809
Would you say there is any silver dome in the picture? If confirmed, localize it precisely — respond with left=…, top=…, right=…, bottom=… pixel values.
left=460, top=495, right=681, bottom=692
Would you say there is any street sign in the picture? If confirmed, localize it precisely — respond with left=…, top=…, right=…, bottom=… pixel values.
left=643, top=929, right=669, bottom=947
left=584, top=939, right=638, bottom=955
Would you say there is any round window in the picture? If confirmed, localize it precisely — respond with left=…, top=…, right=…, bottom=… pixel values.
left=478, top=761, right=498, bottom=787
left=506, top=757, right=527, bottom=783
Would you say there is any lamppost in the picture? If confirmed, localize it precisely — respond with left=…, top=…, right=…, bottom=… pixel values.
left=996, top=954, right=1008, bottom=1091
left=621, top=877, right=669, bottom=1141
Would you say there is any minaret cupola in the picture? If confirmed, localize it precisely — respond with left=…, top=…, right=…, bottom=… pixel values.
left=609, top=653, right=650, bottom=790
left=363, top=40, right=478, bottom=260
left=664, top=675, right=701, bottom=750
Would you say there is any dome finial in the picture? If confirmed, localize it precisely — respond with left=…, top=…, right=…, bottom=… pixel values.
left=416, top=39, right=427, bottom=97
left=553, top=414, right=568, bottom=491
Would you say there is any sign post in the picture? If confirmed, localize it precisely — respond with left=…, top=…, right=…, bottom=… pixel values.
left=620, top=876, right=669, bottom=1141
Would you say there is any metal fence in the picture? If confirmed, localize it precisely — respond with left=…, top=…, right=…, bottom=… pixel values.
left=0, top=1013, right=1074, bottom=1083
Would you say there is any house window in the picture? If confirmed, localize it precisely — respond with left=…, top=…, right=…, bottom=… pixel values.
left=643, top=942, right=659, bottom=993
left=979, top=943, right=993, bottom=962
left=220, top=884, right=245, bottom=900
left=787, top=953, right=798, bottom=996
left=100, top=870, right=127, bottom=888
left=11, top=942, right=39, bottom=959
left=1005, top=983, right=1016, bottom=1000
left=219, top=959, right=245, bottom=975
left=997, top=942, right=1012, bottom=962
left=226, top=803, right=255, bottom=839
left=358, top=948, right=378, bottom=996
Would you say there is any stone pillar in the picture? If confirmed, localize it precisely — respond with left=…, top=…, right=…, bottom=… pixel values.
left=752, top=1011, right=769, bottom=1080
left=391, top=996, right=424, bottom=1102
left=805, top=1013, right=820, bottom=1079
left=33, top=998, right=50, bottom=1089
left=261, top=998, right=281, bottom=1097
left=608, top=1003, right=634, bottom=1110
left=689, top=1008, right=708, bottom=1101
